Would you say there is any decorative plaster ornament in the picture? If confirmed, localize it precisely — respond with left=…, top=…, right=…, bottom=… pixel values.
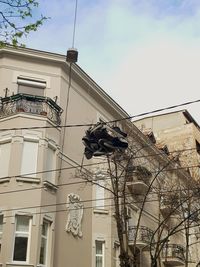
left=65, top=193, right=83, bottom=238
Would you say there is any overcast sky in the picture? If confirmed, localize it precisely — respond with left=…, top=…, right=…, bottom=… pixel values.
left=24, top=0, right=200, bottom=124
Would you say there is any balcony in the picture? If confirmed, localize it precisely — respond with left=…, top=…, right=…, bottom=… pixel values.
left=160, top=199, right=172, bottom=216
left=126, top=166, right=151, bottom=195
left=160, top=195, right=179, bottom=217
left=127, top=180, right=149, bottom=195
left=162, top=244, right=185, bottom=266
left=128, top=226, right=155, bottom=249
left=0, top=94, right=62, bottom=125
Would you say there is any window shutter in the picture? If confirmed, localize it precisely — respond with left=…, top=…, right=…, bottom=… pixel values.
left=0, top=143, right=11, bottom=178
left=96, top=180, right=104, bottom=209
left=21, top=141, right=38, bottom=177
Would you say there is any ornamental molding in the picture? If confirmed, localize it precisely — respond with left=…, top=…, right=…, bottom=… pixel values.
left=65, top=193, right=83, bottom=238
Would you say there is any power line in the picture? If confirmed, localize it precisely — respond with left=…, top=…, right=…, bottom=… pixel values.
left=71, top=0, right=78, bottom=48
left=0, top=141, right=197, bottom=181
left=0, top=137, right=198, bottom=179
left=2, top=198, right=163, bottom=219
left=1, top=194, right=159, bottom=216
left=0, top=98, right=199, bottom=132
left=0, top=163, right=198, bottom=197
left=1, top=184, right=199, bottom=216
left=3, top=193, right=199, bottom=221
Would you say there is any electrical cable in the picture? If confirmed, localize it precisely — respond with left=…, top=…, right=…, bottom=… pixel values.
left=2, top=198, right=164, bottom=219
left=0, top=141, right=197, bottom=181
left=72, top=0, right=78, bottom=48
left=0, top=98, right=199, bottom=132
left=0, top=163, right=198, bottom=197
left=0, top=135, right=198, bottom=196
left=58, top=63, right=72, bottom=179
left=0, top=194, right=160, bottom=216
left=58, top=0, right=79, bottom=178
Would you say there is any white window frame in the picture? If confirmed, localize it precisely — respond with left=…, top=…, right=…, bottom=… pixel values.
left=114, top=242, right=120, bottom=267
left=95, top=179, right=105, bottom=209
left=12, top=215, right=32, bottom=263
left=44, top=143, right=56, bottom=184
left=21, top=139, right=39, bottom=178
left=95, top=240, right=105, bottom=267
left=0, top=140, right=11, bottom=179
left=39, top=220, right=50, bottom=266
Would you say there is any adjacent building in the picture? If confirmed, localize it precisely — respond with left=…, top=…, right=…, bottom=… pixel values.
left=134, top=110, right=200, bottom=266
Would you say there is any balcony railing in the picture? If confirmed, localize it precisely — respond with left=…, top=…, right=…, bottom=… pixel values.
left=162, top=244, right=185, bottom=265
left=0, top=94, right=63, bottom=125
left=128, top=226, right=155, bottom=248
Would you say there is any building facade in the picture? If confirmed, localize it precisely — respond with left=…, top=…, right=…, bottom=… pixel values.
left=134, top=110, right=200, bottom=266
left=134, top=110, right=200, bottom=181
left=0, top=46, right=198, bottom=267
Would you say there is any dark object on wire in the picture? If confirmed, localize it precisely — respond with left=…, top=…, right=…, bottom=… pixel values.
left=82, top=123, right=128, bottom=159
left=66, top=48, right=78, bottom=63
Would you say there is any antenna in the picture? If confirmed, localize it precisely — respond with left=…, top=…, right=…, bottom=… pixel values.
left=66, top=0, right=78, bottom=63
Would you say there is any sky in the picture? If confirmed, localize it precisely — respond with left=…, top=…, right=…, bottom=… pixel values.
left=23, top=0, right=200, bottom=124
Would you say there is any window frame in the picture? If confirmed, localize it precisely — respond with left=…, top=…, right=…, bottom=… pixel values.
left=17, top=76, right=46, bottom=97
left=44, top=143, right=56, bottom=184
left=12, top=215, right=32, bottom=264
left=0, top=139, right=11, bottom=180
left=114, top=242, right=120, bottom=267
left=39, top=220, right=50, bottom=267
left=95, top=179, right=105, bottom=209
left=20, top=138, right=39, bottom=179
left=0, top=214, right=3, bottom=253
left=95, top=240, right=105, bottom=267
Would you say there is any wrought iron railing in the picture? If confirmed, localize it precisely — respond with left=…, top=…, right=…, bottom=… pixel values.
left=162, top=244, right=185, bottom=261
left=0, top=94, right=63, bottom=125
left=128, top=226, right=155, bottom=245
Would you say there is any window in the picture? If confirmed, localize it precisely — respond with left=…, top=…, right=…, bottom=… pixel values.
left=21, top=141, right=38, bottom=177
left=39, top=220, right=49, bottom=266
left=196, top=140, right=200, bottom=155
left=95, top=241, right=104, bottom=267
left=0, top=215, right=3, bottom=253
left=17, top=76, right=46, bottom=96
left=114, top=243, right=120, bottom=267
left=0, top=142, right=11, bottom=178
left=44, top=146, right=56, bottom=184
left=95, top=180, right=104, bottom=209
left=13, top=215, right=31, bottom=262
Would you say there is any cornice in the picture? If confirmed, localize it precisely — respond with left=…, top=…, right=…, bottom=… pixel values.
left=0, top=46, right=129, bottom=120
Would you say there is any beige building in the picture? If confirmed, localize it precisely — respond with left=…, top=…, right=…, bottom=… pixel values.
left=134, top=110, right=200, bottom=266
left=0, top=46, right=198, bottom=267
left=133, top=110, right=200, bottom=180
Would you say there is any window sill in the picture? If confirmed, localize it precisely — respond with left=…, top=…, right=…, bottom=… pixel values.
left=0, top=178, right=10, bottom=184
left=16, top=177, right=40, bottom=184
left=43, top=180, right=58, bottom=192
left=6, top=263, right=34, bottom=267
left=93, top=209, right=109, bottom=215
